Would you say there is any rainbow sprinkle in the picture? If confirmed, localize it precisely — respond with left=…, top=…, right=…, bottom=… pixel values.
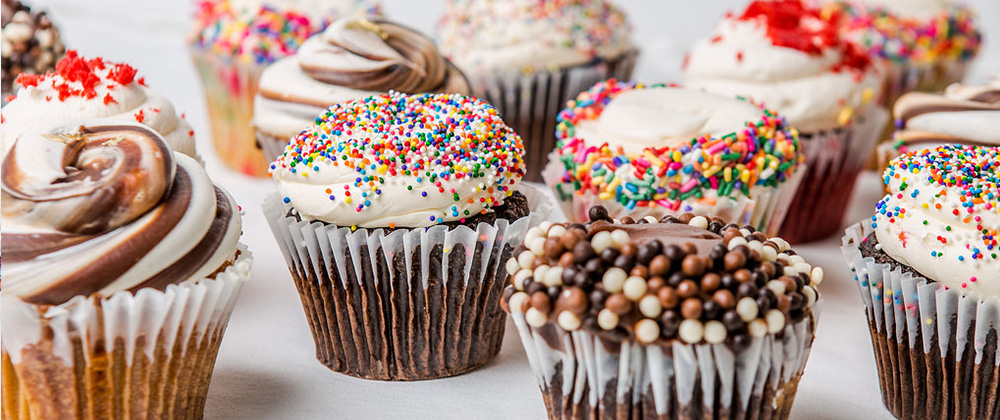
left=551, top=80, right=804, bottom=211
left=270, top=92, right=526, bottom=224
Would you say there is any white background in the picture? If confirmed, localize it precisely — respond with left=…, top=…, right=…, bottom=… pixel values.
left=13, top=1, right=1000, bottom=419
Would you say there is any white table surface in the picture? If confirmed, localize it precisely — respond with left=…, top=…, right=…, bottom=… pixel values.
left=11, top=1, right=1000, bottom=419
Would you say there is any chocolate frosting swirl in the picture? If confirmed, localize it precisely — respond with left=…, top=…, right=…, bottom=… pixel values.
left=1, top=121, right=242, bottom=305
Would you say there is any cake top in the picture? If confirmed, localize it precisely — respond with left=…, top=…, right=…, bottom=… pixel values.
left=2, top=51, right=197, bottom=158
left=873, top=144, right=1000, bottom=297
left=551, top=80, right=803, bottom=214
left=1, top=0, right=66, bottom=99
left=270, top=91, right=526, bottom=228
left=503, top=207, right=821, bottom=348
left=190, top=0, right=379, bottom=64
left=891, top=76, right=1000, bottom=152
left=436, top=0, right=633, bottom=76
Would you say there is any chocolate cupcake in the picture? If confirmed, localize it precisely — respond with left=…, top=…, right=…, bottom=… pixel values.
left=1, top=120, right=250, bottom=419
left=1, top=0, right=65, bottom=103
left=543, top=80, right=805, bottom=237
left=505, top=207, right=822, bottom=419
left=262, top=92, right=551, bottom=380
left=842, top=144, right=1000, bottom=420
left=253, top=16, right=470, bottom=164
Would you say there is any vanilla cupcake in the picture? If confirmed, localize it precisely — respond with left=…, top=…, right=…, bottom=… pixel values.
left=436, top=0, right=637, bottom=181
left=1, top=0, right=65, bottom=103
left=543, top=80, right=805, bottom=237
left=2, top=119, right=250, bottom=419
left=253, top=16, right=470, bottom=163
left=2, top=50, right=197, bottom=158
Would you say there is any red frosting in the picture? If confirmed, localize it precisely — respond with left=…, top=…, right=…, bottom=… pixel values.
left=13, top=50, right=140, bottom=101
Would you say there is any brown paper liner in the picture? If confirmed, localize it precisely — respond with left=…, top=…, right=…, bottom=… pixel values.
left=471, top=51, right=638, bottom=182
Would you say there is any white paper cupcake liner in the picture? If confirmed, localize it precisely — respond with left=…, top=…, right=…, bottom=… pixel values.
left=509, top=305, right=821, bottom=420
left=1, top=246, right=252, bottom=420
left=542, top=154, right=805, bottom=238
left=841, top=223, right=1000, bottom=419
left=471, top=51, right=638, bottom=182
left=262, top=185, right=553, bottom=380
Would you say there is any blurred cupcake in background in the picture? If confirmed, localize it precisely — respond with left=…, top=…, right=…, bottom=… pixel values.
left=684, top=0, right=888, bottom=243
left=543, top=80, right=805, bottom=237
left=1, top=0, right=65, bottom=104
left=877, top=76, right=1000, bottom=169
left=253, top=16, right=470, bottom=164
left=823, top=0, right=982, bottom=106
left=436, top=0, right=638, bottom=182
left=189, top=0, right=378, bottom=176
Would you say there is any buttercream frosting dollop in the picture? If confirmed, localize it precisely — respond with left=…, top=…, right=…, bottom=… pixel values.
left=873, top=144, right=1000, bottom=298
left=1, top=50, right=197, bottom=158
left=269, top=92, right=526, bottom=228
left=683, top=0, right=882, bottom=133
left=891, top=77, right=1000, bottom=152
left=253, top=17, right=470, bottom=138
left=1, top=120, right=242, bottom=305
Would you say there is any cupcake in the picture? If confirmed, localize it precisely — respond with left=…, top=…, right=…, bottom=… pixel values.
left=824, top=0, right=982, bottom=106
left=253, top=16, right=471, bottom=163
left=877, top=76, right=1000, bottom=169
left=684, top=0, right=888, bottom=243
left=189, top=0, right=378, bottom=177
left=1, top=0, right=65, bottom=104
left=1, top=119, right=250, bottom=419
left=504, top=208, right=823, bottom=419
left=2, top=50, right=197, bottom=159
left=262, top=92, right=551, bottom=380
left=841, top=144, right=999, bottom=420
left=543, top=80, right=805, bottom=237
left=436, top=0, right=638, bottom=182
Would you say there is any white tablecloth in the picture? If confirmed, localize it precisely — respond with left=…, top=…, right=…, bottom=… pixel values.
left=11, top=1, right=1000, bottom=418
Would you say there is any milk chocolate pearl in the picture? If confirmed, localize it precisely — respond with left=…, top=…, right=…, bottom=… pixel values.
left=588, top=206, right=610, bottom=222
left=561, top=230, right=585, bottom=250
left=678, top=213, right=695, bottom=223
left=777, top=295, right=791, bottom=312
left=760, top=262, right=777, bottom=278
left=658, top=287, right=679, bottom=308
left=748, top=232, right=767, bottom=242
left=681, top=298, right=702, bottom=319
left=722, top=310, right=743, bottom=331
left=780, top=276, right=799, bottom=294
left=560, top=287, right=589, bottom=314
left=544, top=237, right=564, bottom=259
left=701, top=273, right=721, bottom=293
left=677, top=280, right=699, bottom=298
left=667, top=272, right=686, bottom=288
left=600, top=247, right=620, bottom=264
left=621, top=216, right=636, bottom=224
left=680, top=242, right=698, bottom=256
left=647, top=276, right=665, bottom=292
left=724, top=251, right=747, bottom=272
left=559, top=252, right=575, bottom=267
left=722, top=229, right=742, bottom=243
left=531, top=292, right=552, bottom=313
left=734, top=269, right=753, bottom=283
left=713, top=289, right=736, bottom=309
left=664, top=244, right=684, bottom=262
left=620, top=242, right=637, bottom=257
left=573, top=241, right=596, bottom=264
left=681, top=255, right=706, bottom=277
left=649, top=255, right=671, bottom=276
left=630, top=266, right=649, bottom=279
left=702, top=300, right=721, bottom=320
left=731, top=334, right=751, bottom=352
left=534, top=257, right=547, bottom=269
left=737, top=282, right=759, bottom=298
left=614, top=254, right=635, bottom=272
left=590, top=289, right=608, bottom=306
left=660, top=311, right=681, bottom=336
left=605, top=293, right=632, bottom=316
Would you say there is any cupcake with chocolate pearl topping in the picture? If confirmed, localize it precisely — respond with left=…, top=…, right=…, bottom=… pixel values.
left=263, top=91, right=551, bottom=380
left=505, top=205, right=821, bottom=420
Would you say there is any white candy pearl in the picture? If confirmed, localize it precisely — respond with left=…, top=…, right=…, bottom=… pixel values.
left=525, top=226, right=544, bottom=244
left=526, top=308, right=548, bottom=327
left=789, top=255, right=806, bottom=266
left=748, top=319, right=768, bottom=338
left=592, top=231, right=613, bottom=253
left=547, top=225, right=566, bottom=239
left=610, top=229, right=631, bottom=248
left=704, top=321, right=727, bottom=344
left=761, top=246, right=778, bottom=262
left=558, top=311, right=582, bottom=331
left=505, top=257, right=519, bottom=277
left=739, top=228, right=752, bottom=237
left=509, top=292, right=529, bottom=314
left=736, top=297, right=759, bottom=322
left=766, top=309, right=785, bottom=334
left=679, top=319, right=704, bottom=344
left=688, top=216, right=709, bottom=229
left=623, top=276, right=648, bottom=301
left=528, top=237, right=545, bottom=256
left=518, top=250, right=535, bottom=270
left=598, top=309, right=619, bottom=330
left=793, top=262, right=812, bottom=278
left=543, top=266, right=563, bottom=287
left=539, top=221, right=553, bottom=233
left=635, top=319, right=660, bottom=344
left=533, top=265, right=550, bottom=285
left=642, top=216, right=658, bottom=224
left=810, top=267, right=824, bottom=286
left=766, top=280, right=787, bottom=296
left=803, top=285, right=817, bottom=307
left=513, top=269, right=532, bottom=290
left=603, top=268, right=627, bottom=293
left=727, top=237, right=748, bottom=250
left=639, top=295, right=662, bottom=318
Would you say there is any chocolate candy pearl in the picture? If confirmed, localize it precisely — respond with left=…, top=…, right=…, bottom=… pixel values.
left=777, top=295, right=792, bottom=312
left=573, top=241, right=596, bottom=264
left=588, top=206, right=611, bottom=222
left=664, top=244, right=684, bottom=262
left=752, top=270, right=768, bottom=284
left=748, top=232, right=767, bottom=243
left=526, top=280, right=544, bottom=295
left=544, top=237, right=564, bottom=259
left=737, top=282, right=759, bottom=298
left=614, top=254, right=635, bottom=272
left=713, top=289, right=736, bottom=309
left=722, top=229, right=742, bottom=244
left=600, top=247, right=620, bottom=264
left=649, top=255, right=671, bottom=276
left=621, top=216, right=636, bottom=225
left=724, top=251, right=747, bottom=272
left=681, top=255, right=706, bottom=277
left=562, top=267, right=577, bottom=285
left=681, top=298, right=702, bottom=319
left=709, top=244, right=727, bottom=261
left=677, top=280, right=699, bottom=298
left=722, top=310, right=743, bottom=331
left=547, top=286, right=561, bottom=300
left=731, top=334, right=752, bottom=352
left=605, top=293, right=632, bottom=316
left=779, top=276, right=798, bottom=294
left=680, top=242, right=698, bottom=256
left=789, top=308, right=805, bottom=323
left=573, top=271, right=590, bottom=288
left=636, top=241, right=662, bottom=265
left=702, top=300, right=721, bottom=320
left=559, top=252, right=575, bottom=267
left=658, top=286, right=679, bottom=308
left=785, top=249, right=797, bottom=256
left=734, top=269, right=753, bottom=283
left=789, top=292, right=805, bottom=311
left=531, top=292, right=552, bottom=313
left=678, top=213, right=695, bottom=223
left=590, top=289, right=608, bottom=306
left=667, top=272, right=686, bottom=288
left=534, top=256, right=548, bottom=270
left=582, top=316, right=599, bottom=331
left=756, top=296, right=772, bottom=313
left=701, top=273, right=721, bottom=293
left=560, top=287, right=589, bottom=314
left=707, top=221, right=723, bottom=234
left=733, top=245, right=751, bottom=259
left=660, top=215, right=680, bottom=224
left=620, top=242, right=637, bottom=257
left=568, top=223, right=587, bottom=232
left=630, top=266, right=649, bottom=279
left=647, top=276, right=665, bottom=292
left=760, top=262, right=778, bottom=278
left=660, top=311, right=682, bottom=336
left=560, top=230, right=583, bottom=250
left=585, top=258, right=604, bottom=279
left=720, top=273, right=737, bottom=291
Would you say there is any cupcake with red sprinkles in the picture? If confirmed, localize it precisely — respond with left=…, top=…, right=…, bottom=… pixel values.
left=188, top=0, right=379, bottom=177
left=842, top=144, right=1000, bottom=420
left=263, top=91, right=551, bottom=380
left=543, top=80, right=805, bottom=237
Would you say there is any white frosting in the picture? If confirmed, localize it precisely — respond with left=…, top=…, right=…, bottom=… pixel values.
left=436, top=0, right=633, bottom=76
left=874, top=152, right=1000, bottom=298
left=573, top=87, right=763, bottom=153
left=1, top=68, right=197, bottom=158
left=683, top=18, right=883, bottom=133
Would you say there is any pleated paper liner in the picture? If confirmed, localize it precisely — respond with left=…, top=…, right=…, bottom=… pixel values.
left=1, top=247, right=252, bottom=420
left=190, top=49, right=269, bottom=177
left=543, top=153, right=805, bottom=238
left=777, top=105, right=888, bottom=244
left=841, top=223, right=1000, bottom=420
left=509, top=305, right=820, bottom=420
left=470, top=50, right=638, bottom=183
left=262, top=185, right=552, bottom=381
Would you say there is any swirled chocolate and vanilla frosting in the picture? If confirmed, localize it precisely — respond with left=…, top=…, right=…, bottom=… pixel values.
left=253, top=17, right=470, bottom=140
left=1, top=51, right=197, bottom=158
left=1, top=120, right=242, bottom=305
left=890, top=77, right=1000, bottom=154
